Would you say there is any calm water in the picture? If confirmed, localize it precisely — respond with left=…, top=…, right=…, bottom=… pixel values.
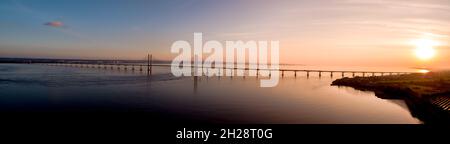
left=0, top=64, right=421, bottom=124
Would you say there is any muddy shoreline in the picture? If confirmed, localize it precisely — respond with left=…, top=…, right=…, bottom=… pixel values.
left=331, top=73, right=450, bottom=124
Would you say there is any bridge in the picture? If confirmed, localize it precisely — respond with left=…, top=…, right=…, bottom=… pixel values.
left=43, top=54, right=420, bottom=78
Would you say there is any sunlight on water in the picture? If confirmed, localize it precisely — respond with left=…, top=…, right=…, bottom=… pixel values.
left=418, top=69, right=430, bottom=73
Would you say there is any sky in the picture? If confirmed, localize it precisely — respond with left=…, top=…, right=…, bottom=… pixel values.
left=0, top=0, right=449, bottom=68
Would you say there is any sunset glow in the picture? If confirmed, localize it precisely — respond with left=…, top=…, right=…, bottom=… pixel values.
left=2, top=0, right=450, bottom=129
left=418, top=69, right=430, bottom=73
left=0, top=0, right=449, bottom=68
left=413, top=39, right=437, bottom=61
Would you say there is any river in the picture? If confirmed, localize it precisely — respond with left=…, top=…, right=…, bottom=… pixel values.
left=0, top=64, right=421, bottom=123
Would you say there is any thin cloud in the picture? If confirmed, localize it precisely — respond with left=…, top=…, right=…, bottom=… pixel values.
left=44, top=21, right=64, bottom=28
left=342, top=0, right=450, bottom=11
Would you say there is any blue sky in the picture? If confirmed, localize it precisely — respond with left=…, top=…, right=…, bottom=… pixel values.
left=1, top=0, right=449, bottom=67
left=0, top=0, right=270, bottom=59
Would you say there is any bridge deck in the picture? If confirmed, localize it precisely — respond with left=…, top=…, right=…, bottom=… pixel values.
left=45, top=62, right=419, bottom=75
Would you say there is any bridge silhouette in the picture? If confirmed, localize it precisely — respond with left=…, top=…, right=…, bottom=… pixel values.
left=44, top=54, right=420, bottom=78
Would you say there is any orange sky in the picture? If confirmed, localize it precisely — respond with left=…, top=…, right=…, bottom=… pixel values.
left=1, top=0, right=449, bottom=69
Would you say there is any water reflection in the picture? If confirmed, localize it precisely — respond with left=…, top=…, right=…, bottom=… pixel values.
left=0, top=64, right=421, bottom=124
left=386, top=100, right=411, bottom=112
left=190, top=74, right=421, bottom=123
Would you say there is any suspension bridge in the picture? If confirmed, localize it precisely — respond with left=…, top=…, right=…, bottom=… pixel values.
left=43, top=54, right=420, bottom=78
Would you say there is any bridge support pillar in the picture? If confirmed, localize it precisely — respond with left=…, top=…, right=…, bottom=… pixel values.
left=147, top=54, right=152, bottom=76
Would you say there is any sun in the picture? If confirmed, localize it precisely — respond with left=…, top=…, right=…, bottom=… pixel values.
left=413, top=38, right=437, bottom=60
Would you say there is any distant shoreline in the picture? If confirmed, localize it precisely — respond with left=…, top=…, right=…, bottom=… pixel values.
left=0, top=57, right=170, bottom=64
left=331, top=73, right=450, bottom=124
